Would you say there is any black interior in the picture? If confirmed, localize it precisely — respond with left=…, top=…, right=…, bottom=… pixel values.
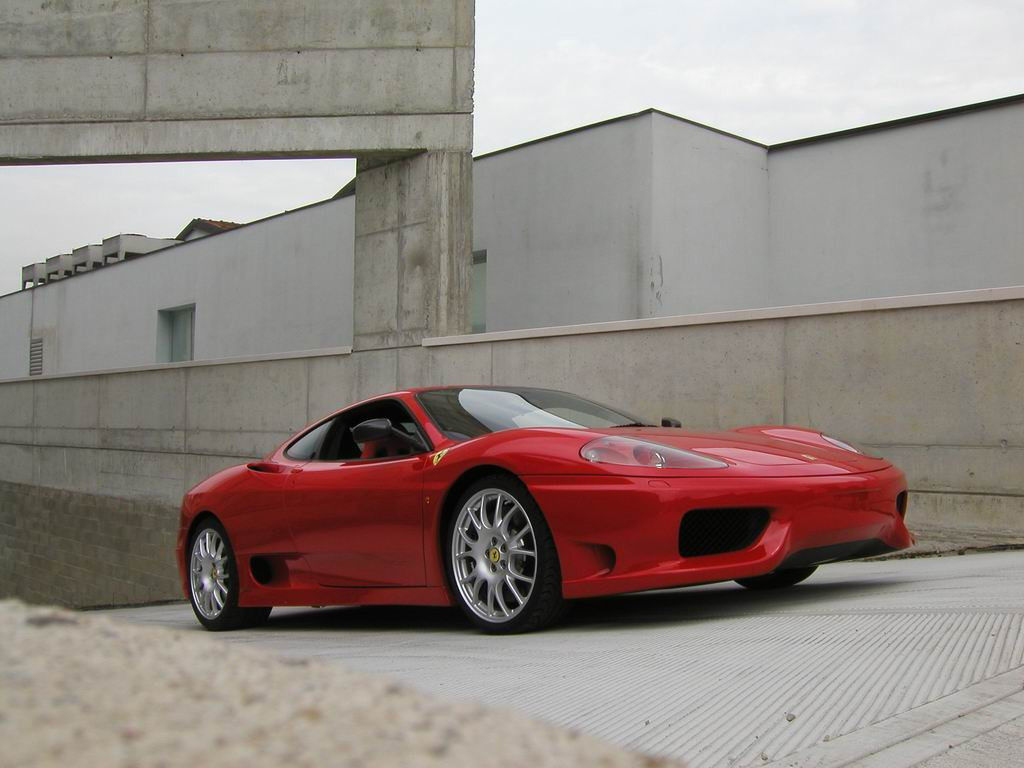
left=284, top=399, right=429, bottom=462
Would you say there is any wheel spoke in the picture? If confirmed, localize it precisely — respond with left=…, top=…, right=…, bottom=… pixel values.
left=472, top=577, right=485, bottom=603
left=505, top=526, right=527, bottom=545
left=505, top=575, right=525, bottom=605
left=509, top=547, right=535, bottom=557
left=492, top=495, right=507, bottom=530
left=494, top=584, right=511, bottom=616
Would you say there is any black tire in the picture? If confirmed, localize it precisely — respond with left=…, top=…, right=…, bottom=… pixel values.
left=444, top=474, right=565, bottom=634
left=187, top=518, right=271, bottom=631
left=735, top=566, right=817, bottom=590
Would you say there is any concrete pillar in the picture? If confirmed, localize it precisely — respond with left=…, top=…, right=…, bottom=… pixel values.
left=353, top=151, right=473, bottom=350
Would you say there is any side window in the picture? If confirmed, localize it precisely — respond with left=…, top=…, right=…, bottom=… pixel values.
left=284, top=419, right=333, bottom=460
left=317, top=400, right=430, bottom=461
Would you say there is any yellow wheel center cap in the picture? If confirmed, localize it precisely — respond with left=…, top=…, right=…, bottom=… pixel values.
left=487, top=547, right=501, bottom=564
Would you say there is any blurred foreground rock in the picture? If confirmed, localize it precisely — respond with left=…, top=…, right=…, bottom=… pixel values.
left=0, top=600, right=679, bottom=768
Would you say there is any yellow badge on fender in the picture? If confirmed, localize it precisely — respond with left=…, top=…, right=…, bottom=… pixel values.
left=432, top=449, right=449, bottom=466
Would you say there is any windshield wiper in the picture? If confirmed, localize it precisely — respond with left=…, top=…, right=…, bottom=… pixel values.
left=609, top=422, right=655, bottom=428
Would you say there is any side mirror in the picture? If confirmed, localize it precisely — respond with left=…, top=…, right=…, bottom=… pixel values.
left=661, top=417, right=682, bottom=428
left=352, top=418, right=393, bottom=443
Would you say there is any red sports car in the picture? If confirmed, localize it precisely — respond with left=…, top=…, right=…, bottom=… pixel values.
left=177, top=386, right=913, bottom=633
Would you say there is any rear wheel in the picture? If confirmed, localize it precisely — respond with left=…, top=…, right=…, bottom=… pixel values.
left=445, top=475, right=564, bottom=634
left=735, top=566, right=817, bottom=590
left=188, top=518, right=271, bottom=631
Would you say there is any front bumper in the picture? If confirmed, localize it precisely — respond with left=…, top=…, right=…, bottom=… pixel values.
left=524, top=466, right=912, bottom=600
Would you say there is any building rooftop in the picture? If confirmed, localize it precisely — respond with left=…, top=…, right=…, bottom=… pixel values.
left=176, top=218, right=243, bottom=241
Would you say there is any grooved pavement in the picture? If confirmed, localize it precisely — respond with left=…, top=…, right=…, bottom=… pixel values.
left=105, top=552, right=1024, bottom=767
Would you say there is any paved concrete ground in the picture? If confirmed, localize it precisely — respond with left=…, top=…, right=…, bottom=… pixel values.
left=105, top=552, right=1024, bottom=768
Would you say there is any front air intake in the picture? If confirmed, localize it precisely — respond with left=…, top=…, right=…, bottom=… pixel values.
left=679, top=508, right=770, bottom=557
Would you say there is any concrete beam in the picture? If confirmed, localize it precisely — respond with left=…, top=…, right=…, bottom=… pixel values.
left=0, top=115, right=473, bottom=165
left=0, top=0, right=473, bottom=163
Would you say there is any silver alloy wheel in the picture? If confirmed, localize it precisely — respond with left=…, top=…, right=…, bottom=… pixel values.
left=189, top=528, right=230, bottom=620
left=451, top=488, right=537, bottom=623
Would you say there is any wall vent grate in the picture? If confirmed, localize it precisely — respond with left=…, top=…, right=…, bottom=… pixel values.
left=29, top=338, right=43, bottom=376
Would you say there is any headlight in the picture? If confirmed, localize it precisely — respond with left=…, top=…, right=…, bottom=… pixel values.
left=822, top=434, right=882, bottom=458
left=581, top=436, right=728, bottom=469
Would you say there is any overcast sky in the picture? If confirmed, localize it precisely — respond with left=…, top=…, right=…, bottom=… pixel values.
left=2, top=0, right=1022, bottom=295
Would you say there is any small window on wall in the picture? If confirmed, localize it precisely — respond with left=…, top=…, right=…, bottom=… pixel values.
left=470, top=249, right=487, bottom=333
left=157, top=305, right=195, bottom=363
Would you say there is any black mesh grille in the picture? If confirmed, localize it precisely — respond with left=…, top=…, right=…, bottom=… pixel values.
left=678, top=508, right=770, bottom=557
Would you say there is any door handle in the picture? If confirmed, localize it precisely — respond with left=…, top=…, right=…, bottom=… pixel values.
left=247, top=462, right=303, bottom=474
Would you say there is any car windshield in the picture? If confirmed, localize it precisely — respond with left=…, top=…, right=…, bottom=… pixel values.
left=417, top=387, right=644, bottom=440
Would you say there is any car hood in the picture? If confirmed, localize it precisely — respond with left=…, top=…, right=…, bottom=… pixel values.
left=589, top=426, right=890, bottom=477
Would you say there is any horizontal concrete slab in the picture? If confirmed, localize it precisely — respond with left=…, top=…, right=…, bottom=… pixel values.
left=0, top=114, right=472, bottom=163
left=908, top=491, right=1024, bottom=533
left=489, top=321, right=786, bottom=430
left=784, top=301, right=1024, bottom=446
left=97, top=370, right=187, bottom=453
left=0, top=381, right=33, bottom=429
left=880, top=444, right=1024, bottom=496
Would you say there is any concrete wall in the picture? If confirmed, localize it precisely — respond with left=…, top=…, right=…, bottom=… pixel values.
left=648, top=113, right=769, bottom=316
left=473, top=114, right=652, bottom=331
left=0, top=199, right=355, bottom=378
left=353, top=150, right=473, bottom=350
left=0, top=290, right=31, bottom=377
left=768, top=101, right=1024, bottom=306
left=0, top=0, right=473, bottom=162
left=2, top=293, right=1021, bottom=607
left=5, top=101, right=1023, bottom=377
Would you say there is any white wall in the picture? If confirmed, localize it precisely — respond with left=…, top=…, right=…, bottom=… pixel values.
left=15, top=197, right=354, bottom=376
left=768, top=102, right=1024, bottom=306
left=649, top=113, right=769, bottom=316
left=0, top=289, right=31, bottom=377
left=473, top=114, right=653, bottom=331
left=3, top=101, right=1024, bottom=380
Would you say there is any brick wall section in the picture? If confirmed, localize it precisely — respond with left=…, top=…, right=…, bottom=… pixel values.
left=0, top=480, right=179, bottom=607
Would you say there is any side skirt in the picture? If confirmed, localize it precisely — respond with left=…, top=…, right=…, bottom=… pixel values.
left=238, top=585, right=453, bottom=609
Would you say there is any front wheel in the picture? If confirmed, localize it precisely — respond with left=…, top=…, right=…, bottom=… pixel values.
left=735, top=566, right=817, bottom=590
left=445, top=475, right=565, bottom=634
left=188, top=519, right=271, bottom=631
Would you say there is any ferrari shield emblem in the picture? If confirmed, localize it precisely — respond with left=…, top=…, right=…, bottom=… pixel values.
left=432, top=449, right=449, bottom=466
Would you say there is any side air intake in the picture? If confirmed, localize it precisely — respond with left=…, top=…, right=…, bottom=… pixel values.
left=679, top=508, right=770, bottom=557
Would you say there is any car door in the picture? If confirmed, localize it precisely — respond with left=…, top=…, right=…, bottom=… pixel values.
left=284, top=403, right=429, bottom=587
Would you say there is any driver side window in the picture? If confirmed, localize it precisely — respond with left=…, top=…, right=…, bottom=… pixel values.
left=317, top=399, right=429, bottom=462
